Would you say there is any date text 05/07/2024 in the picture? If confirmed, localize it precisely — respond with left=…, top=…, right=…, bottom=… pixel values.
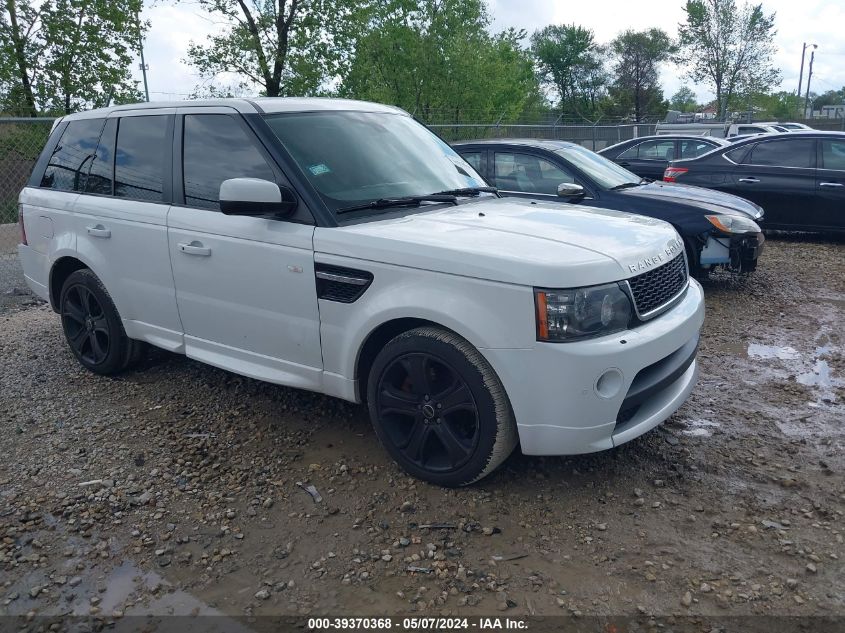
left=307, top=617, right=529, bottom=630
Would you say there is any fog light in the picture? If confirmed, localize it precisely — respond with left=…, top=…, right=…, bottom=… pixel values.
left=595, top=368, right=623, bottom=399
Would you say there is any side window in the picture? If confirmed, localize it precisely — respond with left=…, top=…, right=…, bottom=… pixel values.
left=114, top=116, right=169, bottom=202
left=738, top=126, right=763, bottom=135
left=680, top=140, right=716, bottom=159
left=617, top=143, right=640, bottom=160
left=40, top=118, right=106, bottom=192
left=638, top=140, right=675, bottom=161
left=493, top=152, right=575, bottom=195
left=821, top=140, right=845, bottom=171
left=183, top=114, right=275, bottom=210
left=724, top=146, right=750, bottom=164
left=618, top=139, right=675, bottom=161
left=748, top=139, right=815, bottom=168
left=85, top=118, right=116, bottom=196
left=460, top=152, right=482, bottom=173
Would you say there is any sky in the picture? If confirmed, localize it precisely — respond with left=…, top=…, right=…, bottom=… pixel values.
left=135, top=0, right=845, bottom=105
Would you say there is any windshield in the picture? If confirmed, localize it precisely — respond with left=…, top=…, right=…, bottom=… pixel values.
left=263, top=111, right=486, bottom=214
left=555, top=145, right=641, bottom=189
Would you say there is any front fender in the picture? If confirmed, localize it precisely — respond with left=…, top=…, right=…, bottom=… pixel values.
left=315, top=254, right=535, bottom=382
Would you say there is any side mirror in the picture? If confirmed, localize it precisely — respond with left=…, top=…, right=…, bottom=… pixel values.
left=557, top=182, right=585, bottom=198
left=219, top=178, right=297, bottom=217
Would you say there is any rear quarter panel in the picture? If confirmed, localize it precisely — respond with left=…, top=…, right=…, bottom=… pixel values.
left=19, top=187, right=78, bottom=296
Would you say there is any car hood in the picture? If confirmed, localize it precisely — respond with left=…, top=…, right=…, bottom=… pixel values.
left=618, top=181, right=764, bottom=220
left=315, top=197, right=683, bottom=288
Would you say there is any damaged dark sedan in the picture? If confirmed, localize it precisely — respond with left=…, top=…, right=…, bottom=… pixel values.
left=453, top=139, right=765, bottom=277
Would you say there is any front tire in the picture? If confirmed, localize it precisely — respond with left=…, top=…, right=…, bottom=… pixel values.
left=367, top=326, right=518, bottom=487
left=59, top=269, right=138, bottom=375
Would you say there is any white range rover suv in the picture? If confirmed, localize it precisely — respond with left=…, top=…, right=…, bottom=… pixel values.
left=18, top=98, right=704, bottom=486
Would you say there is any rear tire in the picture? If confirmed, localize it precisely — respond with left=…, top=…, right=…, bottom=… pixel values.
left=367, top=326, right=518, bottom=487
left=59, top=269, right=136, bottom=375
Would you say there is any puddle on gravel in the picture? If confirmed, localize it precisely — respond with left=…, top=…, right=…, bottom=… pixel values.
left=747, top=343, right=801, bottom=361
left=796, top=346, right=844, bottom=400
left=78, top=561, right=219, bottom=617
left=681, top=418, right=721, bottom=437
left=743, top=342, right=841, bottom=403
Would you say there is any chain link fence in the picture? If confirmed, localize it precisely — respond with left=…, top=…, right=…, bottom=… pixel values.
left=425, top=121, right=657, bottom=148
left=1, top=117, right=55, bottom=303
left=0, top=111, right=840, bottom=303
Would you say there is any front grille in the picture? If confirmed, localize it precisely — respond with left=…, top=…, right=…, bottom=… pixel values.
left=627, top=252, right=688, bottom=317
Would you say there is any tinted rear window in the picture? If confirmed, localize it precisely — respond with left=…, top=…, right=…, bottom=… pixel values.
left=85, top=118, right=116, bottom=196
left=40, top=118, right=105, bottom=191
left=747, top=139, right=815, bottom=168
left=821, top=140, right=845, bottom=171
left=114, top=116, right=168, bottom=202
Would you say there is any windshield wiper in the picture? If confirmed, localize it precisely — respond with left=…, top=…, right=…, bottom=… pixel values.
left=610, top=181, right=643, bottom=191
left=432, top=186, right=498, bottom=197
left=336, top=194, right=458, bottom=215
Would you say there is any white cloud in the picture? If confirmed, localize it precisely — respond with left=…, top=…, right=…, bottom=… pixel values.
left=133, top=0, right=845, bottom=105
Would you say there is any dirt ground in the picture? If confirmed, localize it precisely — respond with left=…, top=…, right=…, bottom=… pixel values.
left=0, top=237, right=843, bottom=629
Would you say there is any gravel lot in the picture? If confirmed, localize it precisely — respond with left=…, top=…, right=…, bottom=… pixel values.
left=1, top=237, right=843, bottom=628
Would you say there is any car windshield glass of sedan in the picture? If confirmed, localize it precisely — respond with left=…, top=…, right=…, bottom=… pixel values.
left=263, top=111, right=486, bottom=213
left=555, top=145, right=640, bottom=189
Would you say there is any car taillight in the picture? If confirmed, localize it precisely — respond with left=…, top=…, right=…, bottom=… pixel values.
left=18, top=203, right=28, bottom=246
left=663, top=167, right=688, bottom=182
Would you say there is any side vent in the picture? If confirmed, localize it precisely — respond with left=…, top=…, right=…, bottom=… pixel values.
left=315, top=264, right=373, bottom=303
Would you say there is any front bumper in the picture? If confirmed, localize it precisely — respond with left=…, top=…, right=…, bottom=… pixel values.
left=700, top=232, right=764, bottom=272
left=481, top=279, right=705, bottom=455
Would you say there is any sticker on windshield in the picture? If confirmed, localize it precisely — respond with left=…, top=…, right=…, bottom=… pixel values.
left=308, top=163, right=331, bottom=176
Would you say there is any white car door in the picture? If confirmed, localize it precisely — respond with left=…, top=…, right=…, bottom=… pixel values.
left=73, top=111, right=184, bottom=351
left=167, top=107, right=323, bottom=388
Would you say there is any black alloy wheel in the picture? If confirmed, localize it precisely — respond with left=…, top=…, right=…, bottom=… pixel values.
left=59, top=268, right=144, bottom=374
left=367, top=326, right=518, bottom=487
left=61, top=283, right=111, bottom=365
left=375, top=352, right=480, bottom=473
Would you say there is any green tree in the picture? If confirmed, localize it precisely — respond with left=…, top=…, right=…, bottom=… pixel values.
left=812, top=88, right=845, bottom=110
left=669, top=85, right=699, bottom=112
left=0, top=0, right=144, bottom=116
left=531, top=24, right=608, bottom=117
left=341, top=1, right=541, bottom=122
left=752, top=91, right=802, bottom=119
left=184, top=0, right=367, bottom=97
left=677, top=0, right=780, bottom=120
left=609, top=28, right=673, bottom=121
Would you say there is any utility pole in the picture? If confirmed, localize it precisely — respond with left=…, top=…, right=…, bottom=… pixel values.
left=137, top=10, right=150, bottom=102
left=804, top=50, right=815, bottom=119
left=797, top=43, right=817, bottom=99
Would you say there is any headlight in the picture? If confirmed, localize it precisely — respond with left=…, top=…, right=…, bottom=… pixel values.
left=535, top=283, right=633, bottom=342
left=705, top=214, right=760, bottom=234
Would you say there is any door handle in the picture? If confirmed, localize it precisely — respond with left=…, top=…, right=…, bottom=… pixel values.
left=177, top=241, right=212, bottom=256
left=738, top=177, right=760, bottom=184
left=617, top=161, right=630, bottom=167
left=820, top=182, right=844, bottom=188
left=86, top=224, right=111, bottom=238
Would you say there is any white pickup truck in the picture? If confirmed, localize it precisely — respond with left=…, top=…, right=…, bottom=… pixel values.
left=17, top=98, right=704, bottom=486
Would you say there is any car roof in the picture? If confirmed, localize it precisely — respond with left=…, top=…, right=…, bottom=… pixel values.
left=726, top=130, right=845, bottom=146
left=599, top=134, right=729, bottom=153
left=613, top=134, right=727, bottom=142
left=451, top=138, right=584, bottom=150
left=56, top=97, right=408, bottom=122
